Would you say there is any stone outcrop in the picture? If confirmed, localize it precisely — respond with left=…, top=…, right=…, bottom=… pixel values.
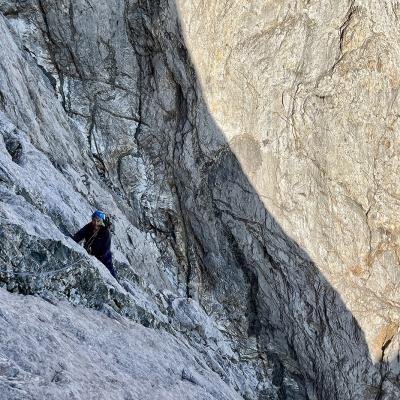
left=0, top=0, right=400, bottom=399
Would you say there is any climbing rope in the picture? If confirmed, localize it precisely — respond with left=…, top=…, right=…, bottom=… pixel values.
left=0, top=256, right=86, bottom=278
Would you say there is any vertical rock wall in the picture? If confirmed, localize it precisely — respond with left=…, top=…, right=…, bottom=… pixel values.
left=176, top=0, right=400, bottom=383
left=1, top=0, right=400, bottom=399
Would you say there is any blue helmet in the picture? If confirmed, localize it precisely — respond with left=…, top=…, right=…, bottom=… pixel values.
left=92, top=210, right=106, bottom=220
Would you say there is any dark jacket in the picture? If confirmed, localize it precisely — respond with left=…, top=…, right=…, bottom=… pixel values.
left=73, top=223, right=112, bottom=265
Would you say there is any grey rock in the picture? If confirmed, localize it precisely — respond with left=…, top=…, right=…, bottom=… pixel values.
left=0, top=288, right=242, bottom=400
left=0, top=1, right=399, bottom=399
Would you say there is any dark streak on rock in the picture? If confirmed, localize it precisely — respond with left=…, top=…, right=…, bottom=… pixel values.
left=38, top=0, right=66, bottom=109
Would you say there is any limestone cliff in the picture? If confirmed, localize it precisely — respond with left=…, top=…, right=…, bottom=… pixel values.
left=0, top=1, right=399, bottom=399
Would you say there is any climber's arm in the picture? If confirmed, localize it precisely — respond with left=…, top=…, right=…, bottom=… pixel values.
left=72, top=224, right=90, bottom=243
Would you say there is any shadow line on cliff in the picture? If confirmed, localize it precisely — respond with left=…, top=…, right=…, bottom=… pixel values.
left=151, top=2, right=395, bottom=398
left=0, top=1, right=393, bottom=398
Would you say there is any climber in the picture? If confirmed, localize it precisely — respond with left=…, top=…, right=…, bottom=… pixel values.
left=72, top=210, right=117, bottom=279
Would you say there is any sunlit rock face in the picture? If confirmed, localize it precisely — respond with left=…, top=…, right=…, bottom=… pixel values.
left=176, top=0, right=400, bottom=363
left=1, top=0, right=400, bottom=399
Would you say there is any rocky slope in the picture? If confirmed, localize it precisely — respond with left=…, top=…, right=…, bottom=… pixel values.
left=0, top=0, right=399, bottom=399
left=0, top=289, right=242, bottom=400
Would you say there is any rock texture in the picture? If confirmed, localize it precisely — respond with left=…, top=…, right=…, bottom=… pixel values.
left=0, top=289, right=242, bottom=400
left=0, top=0, right=400, bottom=399
left=176, top=0, right=400, bottom=366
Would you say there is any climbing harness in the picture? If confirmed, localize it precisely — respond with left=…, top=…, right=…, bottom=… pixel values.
left=84, top=230, right=98, bottom=255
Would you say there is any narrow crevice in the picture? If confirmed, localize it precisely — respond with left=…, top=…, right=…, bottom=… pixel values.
left=124, top=0, right=198, bottom=298
left=331, top=0, right=356, bottom=72
left=66, top=0, right=84, bottom=82
left=99, top=37, right=118, bottom=85
left=37, top=0, right=66, bottom=109
left=87, top=96, right=111, bottom=184
left=339, top=1, right=355, bottom=53
left=97, top=105, right=142, bottom=123
left=124, top=0, right=147, bottom=159
left=375, top=336, right=393, bottom=400
left=65, top=44, right=84, bottom=80
left=219, top=217, right=262, bottom=338
left=0, top=90, right=5, bottom=110
left=87, top=96, right=98, bottom=151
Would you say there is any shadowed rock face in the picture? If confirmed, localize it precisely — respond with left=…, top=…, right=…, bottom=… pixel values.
left=175, top=0, right=400, bottom=365
left=0, top=1, right=399, bottom=399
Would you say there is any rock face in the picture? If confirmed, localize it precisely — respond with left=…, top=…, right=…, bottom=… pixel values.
left=0, top=289, right=243, bottom=400
left=176, top=0, right=400, bottom=365
left=0, top=1, right=399, bottom=399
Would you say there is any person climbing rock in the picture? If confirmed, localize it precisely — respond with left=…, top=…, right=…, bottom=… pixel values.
left=73, top=210, right=117, bottom=279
